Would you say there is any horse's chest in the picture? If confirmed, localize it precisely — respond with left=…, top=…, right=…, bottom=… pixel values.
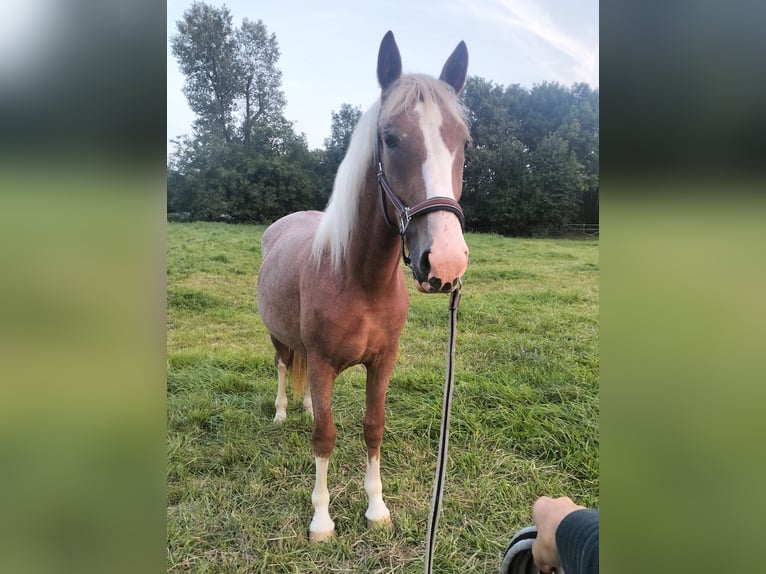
left=309, top=301, right=407, bottom=363
left=363, top=307, right=406, bottom=346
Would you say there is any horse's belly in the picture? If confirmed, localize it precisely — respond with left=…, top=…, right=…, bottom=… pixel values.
left=257, top=267, right=302, bottom=351
left=257, top=212, right=322, bottom=352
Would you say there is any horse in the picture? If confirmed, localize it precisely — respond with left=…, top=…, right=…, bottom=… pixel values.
left=256, top=30, right=470, bottom=542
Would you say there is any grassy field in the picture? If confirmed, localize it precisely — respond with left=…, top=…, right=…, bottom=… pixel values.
left=167, top=222, right=598, bottom=573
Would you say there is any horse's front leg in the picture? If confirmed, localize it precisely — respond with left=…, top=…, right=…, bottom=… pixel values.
left=308, top=358, right=337, bottom=542
left=363, top=354, right=396, bottom=529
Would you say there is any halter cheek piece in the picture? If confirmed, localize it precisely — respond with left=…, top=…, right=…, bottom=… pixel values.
left=375, top=133, right=465, bottom=267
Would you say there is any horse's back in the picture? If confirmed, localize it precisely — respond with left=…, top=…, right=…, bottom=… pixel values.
left=257, top=210, right=323, bottom=351
left=261, top=210, right=323, bottom=259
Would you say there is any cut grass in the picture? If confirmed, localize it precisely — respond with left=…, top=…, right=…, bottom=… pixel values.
left=167, top=222, right=598, bottom=573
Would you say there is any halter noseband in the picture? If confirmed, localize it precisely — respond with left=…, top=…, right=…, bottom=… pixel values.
left=375, top=133, right=465, bottom=267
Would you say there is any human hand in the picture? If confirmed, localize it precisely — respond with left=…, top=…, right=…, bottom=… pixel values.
left=531, top=496, right=585, bottom=573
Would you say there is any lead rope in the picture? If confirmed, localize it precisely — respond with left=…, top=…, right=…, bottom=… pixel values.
left=424, top=284, right=462, bottom=574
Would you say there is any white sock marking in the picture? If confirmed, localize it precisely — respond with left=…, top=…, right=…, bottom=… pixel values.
left=310, top=456, right=335, bottom=537
left=364, top=455, right=391, bottom=525
left=303, top=385, right=314, bottom=418
left=273, top=358, right=288, bottom=423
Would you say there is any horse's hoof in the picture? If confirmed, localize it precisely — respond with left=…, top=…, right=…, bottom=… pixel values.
left=309, top=528, right=336, bottom=543
left=366, top=515, right=393, bottom=530
left=365, top=503, right=392, bottom=529
left=273, top=411, right=286, bottom=424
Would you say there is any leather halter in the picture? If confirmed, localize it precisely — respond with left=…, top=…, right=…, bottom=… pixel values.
left=375, top=133, right=465, bottom=267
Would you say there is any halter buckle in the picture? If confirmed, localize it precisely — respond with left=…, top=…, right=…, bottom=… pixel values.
left=398, top=207, right=411, bottom=236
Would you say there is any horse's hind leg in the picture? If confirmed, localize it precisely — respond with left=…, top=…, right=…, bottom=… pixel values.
left=303, top=382, right=314, bottom=418
left=271, top=336, right=291, bottom=423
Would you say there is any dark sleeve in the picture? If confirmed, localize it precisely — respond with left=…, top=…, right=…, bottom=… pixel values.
left=555, top=508, right=599, bottom=574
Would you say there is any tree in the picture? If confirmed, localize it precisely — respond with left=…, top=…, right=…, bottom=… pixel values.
left=461, top=78, right=526, bottom=231
left=323, top=104, right=362, bottom=180
left=518, top=81, right=573, bottom=151
left=236, top=18, right=286, bottom=146
left=168, top=121, right=327, bottom=223
left=460, top=77, right=599, bottom=235
left=171, top=2, right=239, bottom=143
left=557, top=83, right=599, bottom=224
left=525, top=134, right=585, bottom=234
left=171, top=2, right=286, bottom=146
left=169, top=3, right=326, bottom=223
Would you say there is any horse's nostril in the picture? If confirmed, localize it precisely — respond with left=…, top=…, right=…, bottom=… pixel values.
left=441, top=282, right=451, bottom=292
left=419, top=250, right=431, bottom=276
left=428, top=276, right=442, bottom=290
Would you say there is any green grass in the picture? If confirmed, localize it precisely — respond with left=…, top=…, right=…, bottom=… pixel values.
left=167, top=222, right=598, bottom=573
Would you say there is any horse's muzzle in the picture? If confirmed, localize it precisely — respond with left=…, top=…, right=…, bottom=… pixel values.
left=414, top=274, right=461, bottom=293
left=412, top=248, right=468, bottom=293
left=407, top=211, right=468, bottom=293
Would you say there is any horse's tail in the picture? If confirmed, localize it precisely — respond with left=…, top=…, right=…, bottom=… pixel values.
left=289, top=351, right=308, bottom=401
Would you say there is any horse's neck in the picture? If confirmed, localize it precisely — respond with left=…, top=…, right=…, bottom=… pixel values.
left=343, top=171, right=404, bottom=290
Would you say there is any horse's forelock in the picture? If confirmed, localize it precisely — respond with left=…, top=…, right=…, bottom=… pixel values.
left=379, top=74, right=468, bottom=128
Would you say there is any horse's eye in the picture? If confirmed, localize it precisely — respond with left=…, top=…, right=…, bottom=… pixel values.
left=383, top=133, right=399, bottom=149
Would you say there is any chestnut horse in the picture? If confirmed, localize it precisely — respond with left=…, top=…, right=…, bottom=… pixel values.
left=256, top=31, right=470, bottom=542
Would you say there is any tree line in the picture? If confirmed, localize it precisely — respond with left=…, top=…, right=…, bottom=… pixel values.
left=168, top=2, right=598, bottom=235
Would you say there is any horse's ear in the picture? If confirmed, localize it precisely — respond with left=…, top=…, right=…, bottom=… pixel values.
left=377, top=31, right=402, bottom=92
left=439, top=41, right=468, bottom=95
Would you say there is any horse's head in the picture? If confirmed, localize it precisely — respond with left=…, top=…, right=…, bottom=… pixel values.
left=376, top=31, right=470, bottom=294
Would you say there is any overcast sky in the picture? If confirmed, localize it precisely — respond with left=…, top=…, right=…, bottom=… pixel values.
left=167, top=0, right=598, bottom=152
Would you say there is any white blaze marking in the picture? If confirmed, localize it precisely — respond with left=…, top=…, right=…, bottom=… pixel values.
left=415, top=102, right=469, bottom=287
left=310, top=456, right=335, bottom=537
left=416, top=102, right=456, bottom=200
left=364, top=455, right=391, bottom=524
